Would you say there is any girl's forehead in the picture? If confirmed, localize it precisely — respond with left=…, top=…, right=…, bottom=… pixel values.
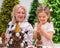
left=38, top=12, right=47, bottom=15
left=17, top=7, right=26, bottom=12
left=14, top=7, right=25, bottom=13
left=18, top=7, right=25, bottom=10
left=38, top=12, right=49, bottom=17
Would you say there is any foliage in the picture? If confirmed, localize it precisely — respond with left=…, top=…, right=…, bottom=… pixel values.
left=0, top=0, right=19, bottom=36
left=0, top=0, right=60, bottom=44
left=48, top=0, right=60, bottom=43
left=28, top=0, right=39, bottom=25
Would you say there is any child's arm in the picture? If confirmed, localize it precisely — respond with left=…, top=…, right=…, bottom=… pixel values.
left=38, top=22, right=55, bottom=40
left=33, top=30, right=37, bottom=40
left=5, top=21, right=13, bottom=43
left=33, top=23, right=41, bottom=40
left=33, top=23, right=37, bottom=40
left=39, top=28, right=53, bottom=40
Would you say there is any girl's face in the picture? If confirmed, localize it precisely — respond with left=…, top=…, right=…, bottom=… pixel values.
left=15, top=7, right=26, bottom=22
left=38, top=12, right=49, bottom=24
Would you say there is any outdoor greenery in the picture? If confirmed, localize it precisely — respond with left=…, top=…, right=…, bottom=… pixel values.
left=0, top=0, right=19, bottom=36
left=28, top=0, right=39, bottom=25
left=48, top=0, right=60, bottom=44
left=0, top=0, right=60, bottom=44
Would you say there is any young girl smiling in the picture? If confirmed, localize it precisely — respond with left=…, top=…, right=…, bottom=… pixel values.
left=33, top=4, right=55, bottom=47
left=5, top=4, right=33, bottom=46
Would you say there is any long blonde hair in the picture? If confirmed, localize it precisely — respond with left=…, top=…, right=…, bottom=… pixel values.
left=11, top=4, right=26, bottom=23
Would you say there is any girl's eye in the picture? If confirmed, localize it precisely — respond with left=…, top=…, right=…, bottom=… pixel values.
left=43, top=16, right=45, bottom=18
left=39, top=16, right=45, bottom=18
left=22, top=12, right=25, bottom=14
left=17, top=12, right=25, bottom=14
left=39, top=16, right=41, bottom=18
left=17, top=12, right=21, bottom=14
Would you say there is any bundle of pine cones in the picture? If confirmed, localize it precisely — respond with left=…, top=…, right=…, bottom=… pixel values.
left=6, top=22, right=28, bottom=48
left=7, top=31, right=28, bottom=48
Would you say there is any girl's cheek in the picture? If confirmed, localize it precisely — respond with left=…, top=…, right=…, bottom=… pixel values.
left=39, top=18, right=41, bottom=21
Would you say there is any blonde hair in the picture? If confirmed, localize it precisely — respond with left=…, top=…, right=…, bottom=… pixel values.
left=11, top=4, right=26, bottom=23
left=36, top=4, right=51, bottom=22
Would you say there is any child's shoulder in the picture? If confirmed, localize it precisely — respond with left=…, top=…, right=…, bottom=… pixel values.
left=34, top=22, right=38, bottom=25
left=43, top=22, right=54, bottom=27
left=34, top=22, right=54, bottom=26
left=49, top=22, right=53, bottom=24
left=47, top=22, right=54, bottom=25
left=8, top=21, right=13, bottom=25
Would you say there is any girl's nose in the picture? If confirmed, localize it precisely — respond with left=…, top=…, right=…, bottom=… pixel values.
left=40, top=17, right=43, bottom=20
left=19, top=13, right=23, bottom=16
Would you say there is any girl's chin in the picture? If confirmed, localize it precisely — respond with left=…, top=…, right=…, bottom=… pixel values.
left=42, top=22, right=47, bottom=24
left=17, top=19, right=24, bottom=22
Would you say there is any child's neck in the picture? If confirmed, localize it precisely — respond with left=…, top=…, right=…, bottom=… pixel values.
left=42, top=22, right=48, bottom=25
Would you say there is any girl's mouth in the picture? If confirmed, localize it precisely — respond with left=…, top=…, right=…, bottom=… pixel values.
left=18, top=16, right=23, bottom=19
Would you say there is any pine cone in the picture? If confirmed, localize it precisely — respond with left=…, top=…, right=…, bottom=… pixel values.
left=37, top=32, right=41, bottom=41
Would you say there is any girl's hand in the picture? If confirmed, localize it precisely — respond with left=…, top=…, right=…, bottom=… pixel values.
left=37, top=22, right=42, bottom=32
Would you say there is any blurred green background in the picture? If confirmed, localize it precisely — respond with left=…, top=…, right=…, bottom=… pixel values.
left=0, top=0, right=60, bottom=44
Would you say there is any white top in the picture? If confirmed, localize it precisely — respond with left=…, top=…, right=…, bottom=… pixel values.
left=34, top=22, right=55, bottom=46
left=5, top=21, right=33, bottom=45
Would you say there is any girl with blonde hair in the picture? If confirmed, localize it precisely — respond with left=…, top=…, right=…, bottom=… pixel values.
left=5, top=4, right=33, bottom=47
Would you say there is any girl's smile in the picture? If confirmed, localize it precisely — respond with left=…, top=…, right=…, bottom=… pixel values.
left=38, top=12, right=49, bottom=24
